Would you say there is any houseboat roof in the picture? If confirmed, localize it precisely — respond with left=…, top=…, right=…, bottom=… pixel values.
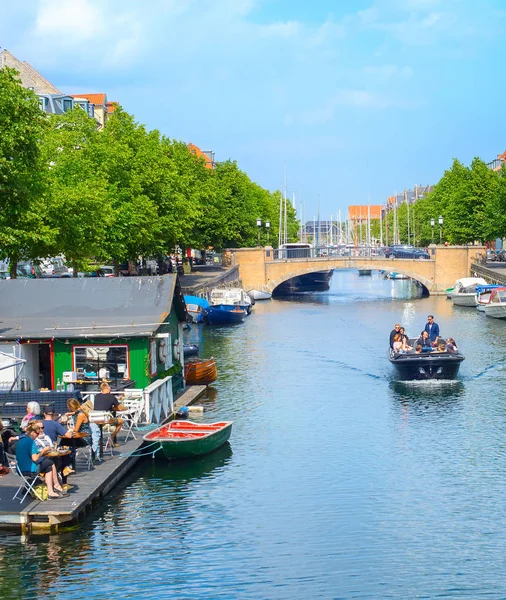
left=0, top=275, right=187, bottom=340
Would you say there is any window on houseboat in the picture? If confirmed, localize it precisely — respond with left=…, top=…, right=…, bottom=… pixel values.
left=73, top=345, right=129, bottom=380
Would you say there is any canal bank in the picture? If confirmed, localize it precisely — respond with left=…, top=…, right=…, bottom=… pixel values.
left=4, top=270, right=506, bottom=598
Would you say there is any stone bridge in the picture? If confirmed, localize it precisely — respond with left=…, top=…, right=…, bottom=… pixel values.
left=225, top=245, right=486, bottom=296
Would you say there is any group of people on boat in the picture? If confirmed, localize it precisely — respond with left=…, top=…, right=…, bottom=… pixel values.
left=389, top=315, right=458, bottom=355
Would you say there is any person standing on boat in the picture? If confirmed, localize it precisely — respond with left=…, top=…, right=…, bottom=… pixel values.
left=389, top=324, right=401, bottom=348
left=424, top=315, right=440, bottom=345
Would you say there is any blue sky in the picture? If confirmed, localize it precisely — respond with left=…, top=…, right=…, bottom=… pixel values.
left=2, top=0, right=506, bottom=219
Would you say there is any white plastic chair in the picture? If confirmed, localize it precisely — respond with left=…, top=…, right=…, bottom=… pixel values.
left=117, top=398, right=144, bottom=442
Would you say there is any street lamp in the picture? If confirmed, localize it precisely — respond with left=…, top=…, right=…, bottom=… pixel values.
left=256, top=218, right=262, bottom=246
left=438, top=215, right=443, bottom=245
left=430, top=218, right=435, bottom=244
left=265, top=220, right=270, bottom=244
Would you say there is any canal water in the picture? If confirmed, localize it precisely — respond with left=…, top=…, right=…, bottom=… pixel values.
left=4, top=270, right=506, bottom=599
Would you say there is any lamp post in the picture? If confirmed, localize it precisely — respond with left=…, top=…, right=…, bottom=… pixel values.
left=256, top=218, right=262, bottom=246
left=430, top=218, right=435, bottom=244
left=438, top=215, right=443, bottom=245
left=265, top=220, right=270, bottom=244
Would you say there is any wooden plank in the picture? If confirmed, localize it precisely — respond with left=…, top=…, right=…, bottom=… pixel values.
left=173, top=385, right=207, bottom=410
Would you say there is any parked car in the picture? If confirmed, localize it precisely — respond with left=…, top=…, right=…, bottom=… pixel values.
left=384, top=245, right=430, bottom=260
left=99, top=266, right=115, bottom=277
left=17, top=262, right=43, bottom=278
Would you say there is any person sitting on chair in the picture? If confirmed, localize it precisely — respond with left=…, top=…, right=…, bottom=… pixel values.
left=93, top=382, right=125, bottom=447
left=16, top=423, right=67, bottom=499
left=399, top=327, right=412, bottom=352
left=20, top=401, right=42, bottom=431
left=416, top=330, right=432, bottom=349
left=446, top=337, right=458, bottom=353
left=392, top=334, right=405, bottom=354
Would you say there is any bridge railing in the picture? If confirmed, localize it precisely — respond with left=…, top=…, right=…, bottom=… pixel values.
left=270, top=246, right=416, bottom=260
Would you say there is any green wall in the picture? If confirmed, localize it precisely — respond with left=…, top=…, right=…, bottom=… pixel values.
left=52, top=309, right=181, bottom=390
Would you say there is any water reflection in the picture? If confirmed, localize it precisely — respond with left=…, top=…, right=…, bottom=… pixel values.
left=389, top=380, right=465, bottom=417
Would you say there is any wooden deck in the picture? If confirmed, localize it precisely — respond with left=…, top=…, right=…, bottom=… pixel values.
left=0, top=384, right=210, bottom=533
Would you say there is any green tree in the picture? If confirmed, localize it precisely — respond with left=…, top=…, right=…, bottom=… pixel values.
left=40, top=108, right=113, bottom=274
left=0, top=67, right=53, bottom=276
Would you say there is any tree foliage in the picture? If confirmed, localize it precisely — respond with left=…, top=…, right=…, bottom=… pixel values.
left=0, top=70, right=299, bottom=270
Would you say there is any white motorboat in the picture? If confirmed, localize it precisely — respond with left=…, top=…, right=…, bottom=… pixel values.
left=247, top=289, right=272, bottom=301
left=483, top=287, right=506, bottom=319
left=451, top=277, right=487, bottom=307
left=476, top=285, right=501, bottom=312
left=387, top=272, right=409, bottom=280
left=209, top=287, right=253, bottom=314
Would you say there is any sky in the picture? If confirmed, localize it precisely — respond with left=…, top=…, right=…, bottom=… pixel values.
left=2, top=0, right=506, bottom=220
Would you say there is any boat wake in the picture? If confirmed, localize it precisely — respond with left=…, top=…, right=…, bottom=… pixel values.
left=471, top=362, right=506, bottom=379
left=393, top=379, right=463, bottom=387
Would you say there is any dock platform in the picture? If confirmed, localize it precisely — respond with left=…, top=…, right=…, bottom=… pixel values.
left=0, top=384, right=211, bottom=533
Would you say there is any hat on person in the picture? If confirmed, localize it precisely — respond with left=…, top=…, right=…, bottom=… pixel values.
left=43, top=405, right=55, bottom=415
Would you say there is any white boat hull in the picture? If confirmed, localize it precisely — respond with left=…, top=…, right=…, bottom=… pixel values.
left=247, top=290, right=272, bottom=301
left=452, top=293, right=477, bottom=307
left=484, top=304, right=506, bottom=319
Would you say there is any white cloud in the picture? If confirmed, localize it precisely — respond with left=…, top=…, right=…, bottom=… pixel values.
left=35, top=0, right=104, bottom=40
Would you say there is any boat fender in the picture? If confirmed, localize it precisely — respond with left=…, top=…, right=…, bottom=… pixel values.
left=176, top=406, right=189, bottom=419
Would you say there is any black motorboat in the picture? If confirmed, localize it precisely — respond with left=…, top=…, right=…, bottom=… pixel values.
left=183, top=344, right=199, bottom=358
left=387, top=339, right=464, bottom=380
left=273, top=270, right=333, bottom=296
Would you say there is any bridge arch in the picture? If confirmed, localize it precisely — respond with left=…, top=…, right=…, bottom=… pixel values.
left=266, top=264, right=432, bottom=295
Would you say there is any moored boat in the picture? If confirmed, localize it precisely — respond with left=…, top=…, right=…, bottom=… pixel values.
left=183, top=343, right=199, bottom=358
left=388, top=338, right=464, bottom=380
left=476, top=284, right=501, bottom=312
left=483, top=287, right=506, bottom=319
left=272, top=270, right=333, bottom=295
left=209, top=287, right=253, bottom=314
left=387, top=272, right=409, bottom=280
left=184, top=295, right=210, bottom=323
left=451, top=277, right=487, bottom=307
left=144, top=420, right=233, bottom=459
left=247, top=289, right=272, bottom=301
left=207, top=304, right=246, bottom=325
left=358, top=269, right=372, bottom=276
left=185, top=357, right=218, bottom=385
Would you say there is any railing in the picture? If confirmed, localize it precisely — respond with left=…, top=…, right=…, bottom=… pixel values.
left=81, top=379, right=173, bottom=425
left=471, top=263, right=506, bottom=285
left=487, top=159, right=504, bottom=171
left=270, top=246, right=430, bottom=260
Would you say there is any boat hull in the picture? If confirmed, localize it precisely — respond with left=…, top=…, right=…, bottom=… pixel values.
left=358, top=269, right=372, bottom=276
left=452, top=293, right=477, bottom=307
left=273, top=270, right=333, bottom=295
left=144, top=421, right=233, bottom=459
left=185, top=357, right=218, bottom=385
left=388, top=351, right=464, bottom=380
left=207, top=305, right=246, bottom=324
left=484, top=305, right=506, bottom=319
left=247, top=289, right=272, bottom=301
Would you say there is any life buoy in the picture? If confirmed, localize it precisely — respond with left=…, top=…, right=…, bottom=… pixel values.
left=159, top=339, right=167, bottom=363
left=173, top=339, right=181, bottom=362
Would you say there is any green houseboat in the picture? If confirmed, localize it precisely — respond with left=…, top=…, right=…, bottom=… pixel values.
left=0, top=275, right=188, bottom=423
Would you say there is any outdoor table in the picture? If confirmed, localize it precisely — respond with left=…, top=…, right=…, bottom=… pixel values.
left=57, top=432, right=90, bottom=470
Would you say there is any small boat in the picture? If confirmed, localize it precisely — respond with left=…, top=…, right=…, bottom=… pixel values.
left=247, top=289, right=272, bottom=301
left=358, top=269, right=372, bottom=276
left=184, top=295, right=210, bottom=323
left=207, top=304, right=246, bottom=325
left=387, top=272, right=409, bottom=280
left=483, top=287, right=506, bottom=319
left=451, top=277, right=487, bottom=307
left=476, top=284, right=501, bottom=312
left=184, top=357, right=218, bottom=385
left=445, top=287, right=454, bottom=299
left=183, top=343, right=199, bottom=358
left=272, top=270, right=333, bottom=295
left=388, top=338, right=465, bottom=380
left=209, top=287, right=253, bottom=314
left=144, top=420, right=233, bottom=459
